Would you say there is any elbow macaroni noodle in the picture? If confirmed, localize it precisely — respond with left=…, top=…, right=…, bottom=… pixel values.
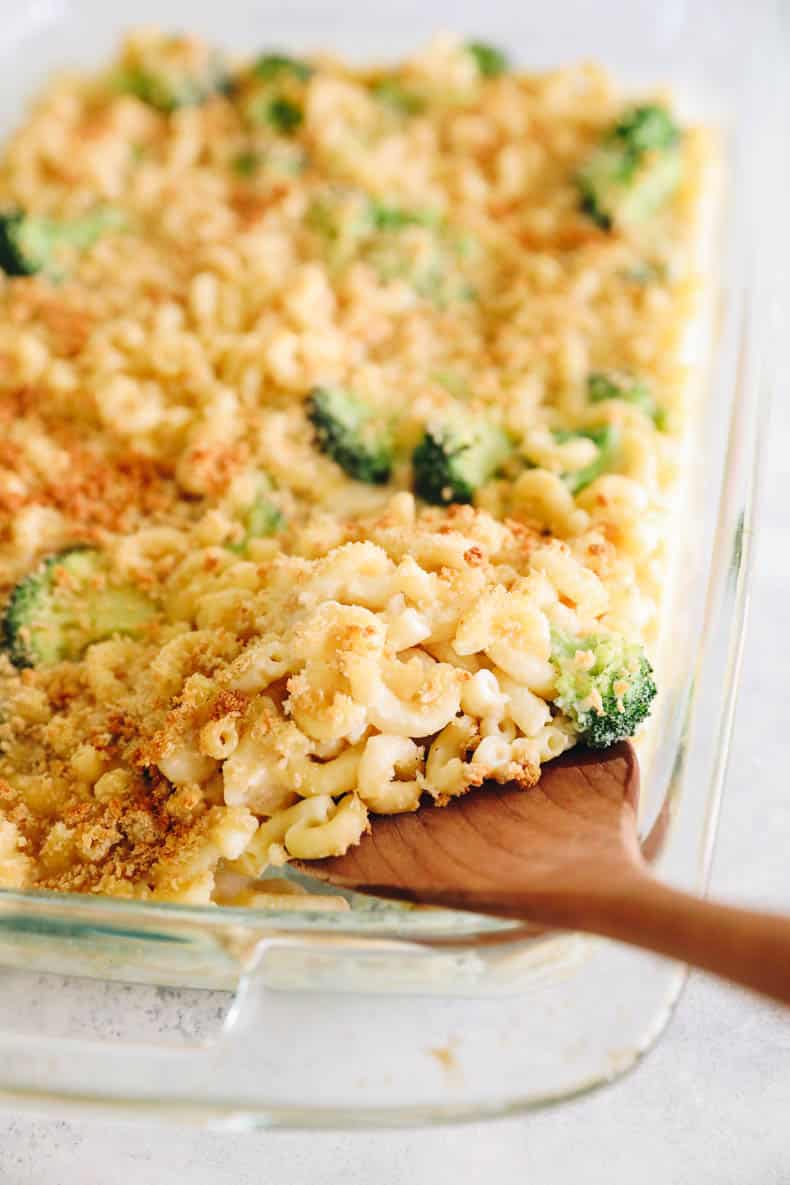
left=0, top=31, right=710, bottom=902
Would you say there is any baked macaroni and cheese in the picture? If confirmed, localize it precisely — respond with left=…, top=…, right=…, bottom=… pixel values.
left=0, top=32, right=709, bottom=904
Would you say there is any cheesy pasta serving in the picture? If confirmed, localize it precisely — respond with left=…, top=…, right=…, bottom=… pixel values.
left=0, top=31, right=708, bottom=903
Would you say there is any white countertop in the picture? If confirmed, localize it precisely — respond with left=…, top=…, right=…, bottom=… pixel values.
left=0, top=356, right=787, bottom=1185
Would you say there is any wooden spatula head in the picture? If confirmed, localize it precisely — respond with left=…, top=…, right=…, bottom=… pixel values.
left=292, top=743, right=790, bottom=1006
left=294, top=742, right=641, bottom=921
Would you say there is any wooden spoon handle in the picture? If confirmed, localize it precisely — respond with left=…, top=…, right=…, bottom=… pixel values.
left=577, top=873, right=790, bottom=1005
left=431, top=873, right=790, bottom=1006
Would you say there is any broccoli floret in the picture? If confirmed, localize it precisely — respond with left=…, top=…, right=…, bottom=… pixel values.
left=307, top=387, right=393, bottom=484
left=115, top=37, right=230, bottom=112
left=552, top=424, right=620, bottom=495
left=118, top=63, right=228, bottom=111
left=308, top=192, right=471, bottom=304
left=244, top=494, right=284, bottom=539
left=0, top=212, right=53, bottom=277
left=235, top=50, right=311, bottom=133
left=311, top=195, right=436, bottom=240
left=242, top=91, right=304, bottom=133
left=365, top=203, right=476, bottom=306
left=412, top=412, right=511, bottom=505
left=306, top=191, right=373, bottom=267
left=465, top=42, right=509, bottom=78
left=367, top=201, right=438, bottom=232
left=2, top=548, right=156, bottom=669
left=577, top=104, right=682, bottom=230
left=233, top=146, right=306, bottom=178
left=0, top=208, right=124, bottom=278
left=613, top=106, right=680, bottom=153
left=550, top=629, right=657, bottom=748
left=231, top=150, right=260, bottom=177
left=371, top=78, right=425, bottom=116
left=261, top=96, right=304, bottom=134
left=587, top=371, right=665, bottom=428
left=228, top=483, right=284, bottom=554
left=253, top=53, right=313, bottom=83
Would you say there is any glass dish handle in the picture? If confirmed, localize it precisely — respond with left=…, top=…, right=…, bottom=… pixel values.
left=0, top=933, right=433, bottom=1124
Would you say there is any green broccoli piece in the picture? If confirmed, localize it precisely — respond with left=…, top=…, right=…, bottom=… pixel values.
left=466, top=41, right=509, bottom=78
left=311, top=195, right=435, bottom=240
left=236, top=52, right=312, bottom=133
left=371, top=78, right=425, bottom=116
left=366, top=203, right=475, bottom=306
left=613, top=105, right=680, bottom=153
left=412, top=412, right=511, bottom=505
left=577, top=104, right=682, bottom=230
left=308, top=193, right=469, bottom=302
left=259, top=96, right=303, bottom=134
left=233, top=146, right=306, bottom=178
left=244, top=495, right=283, bottom=539
left=550, top=629, right=657, bottom=748
left=552, top=425, right=620, bottom=495
left=0, top=208, right=124, bottom=278
left=587, top=371, right=665, bottom=428
left=366, top=201, right=438, bottom=233
left=0, top=212, right=55, bottom=277
left=228, top=483, right=284, bottom=554
left=307, top=387, right=393, bottom=484
left=253, top=53, right=313, bottom=83
left=2, top=548, right=157, bottom=669
left=115, top=43, right=230, bottom=112
left=231, top=150, right=260, bottom=177
left=305, top=191, right=373, bottom=268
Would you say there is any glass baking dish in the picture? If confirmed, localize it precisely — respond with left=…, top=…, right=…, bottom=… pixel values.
left=0, top=0, right=781, bottom=1127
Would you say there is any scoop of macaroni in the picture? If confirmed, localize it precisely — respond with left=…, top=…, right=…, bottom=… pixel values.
left=0, top=498, right=639, bottom=898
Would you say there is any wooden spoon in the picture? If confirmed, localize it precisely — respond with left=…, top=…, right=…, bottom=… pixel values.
left=295, top=743, right=790, bottom=1005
